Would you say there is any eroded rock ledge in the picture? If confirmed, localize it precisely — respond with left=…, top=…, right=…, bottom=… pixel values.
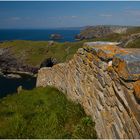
left=0, top=47, right=38, bottom=75
left=37, top=42, right=140, bottom=139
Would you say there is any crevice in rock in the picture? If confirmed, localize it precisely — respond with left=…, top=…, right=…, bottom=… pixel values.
left=40, top=57, right=57, bottom=68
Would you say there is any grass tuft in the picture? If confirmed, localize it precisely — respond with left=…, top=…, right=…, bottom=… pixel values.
left=0, top=87, right=97, bottom=139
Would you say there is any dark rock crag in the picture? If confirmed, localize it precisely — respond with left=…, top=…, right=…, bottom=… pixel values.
left=40, top=57, right=57, bottom=68
left=0, top=47, right=38, bottom=75
left=37, top=42, right=140, bottom=138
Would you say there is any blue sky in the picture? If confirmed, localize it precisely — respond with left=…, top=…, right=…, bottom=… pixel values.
left=0, top=1, right=140, bottom=29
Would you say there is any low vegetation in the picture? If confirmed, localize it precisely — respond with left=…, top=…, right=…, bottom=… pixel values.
left=79, top=26, right=140, bottom=45
left=0, top=40, right=84, bottom=66
left=0, top=28, right=139, bottom=67
left=0, top=27, right=139, bottom=68
left=125, top=38, right=140, bottom=48
left=126, top=27, right=140, bottom=35
left=0, top=87, right=97, bottom=139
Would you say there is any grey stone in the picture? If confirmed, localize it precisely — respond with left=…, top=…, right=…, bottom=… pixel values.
left=113, top=52, right=140, bottom=80
left=97, top=73, right=106, bottom=88
left=77, top=48, right=85, bottom=55
left=112, top=124, right=122, bottom=139
left=103, top=72, right=112, bottom=87
left=37, top=44, right=140, bottom=139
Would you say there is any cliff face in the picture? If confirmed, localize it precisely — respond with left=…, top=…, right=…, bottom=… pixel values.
left=75, top=25, right=128, bottom=39
left=0, top=47, right=38, bottom=74
left=37, top=42, right=140, bottom=139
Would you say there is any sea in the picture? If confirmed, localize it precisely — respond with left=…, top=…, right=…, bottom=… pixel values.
left=0, top=29, right=80, bottom=42
left=0, top=29, right=80, bottom=98
left=0, top=75, right=36, bottom=98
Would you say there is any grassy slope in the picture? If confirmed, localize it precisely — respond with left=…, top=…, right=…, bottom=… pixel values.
left=0, top=27, right=139, bottom=67
left=126, top=27, right=140, bottom=35
left=82, top=26, right=140, bottom=45
left=122, top=27, right=140, bottom=48
left=0, top=87, right=97, bottom=139
left=125, top=38, right=140, bottom=48
left=0, top=40, right=84, bottom=66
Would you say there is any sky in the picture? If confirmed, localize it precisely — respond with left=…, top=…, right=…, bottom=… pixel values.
left=0, top=1, right=140, bottom=29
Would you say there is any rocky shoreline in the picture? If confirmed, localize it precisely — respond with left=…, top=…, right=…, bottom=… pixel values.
left=0, top=47, right=39, bottom=78
left=0, top=70, right=37, bottom=79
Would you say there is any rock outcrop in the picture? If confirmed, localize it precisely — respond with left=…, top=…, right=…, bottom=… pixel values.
left=40, top=57, right=57, bottom=68
left=37, top=42, right=140, bottom=139
left=0, top=47, right=38, bottom=74
left=75, top=25, right=128, bottom=40
left=50, top=34, right=62, bottom=40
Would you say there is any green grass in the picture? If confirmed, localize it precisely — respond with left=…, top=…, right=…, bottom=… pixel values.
left=125, top=38, right=140, bottom=48
left=0, top=29, right=139, bottom=68
left=0, top=87, right=97, bottom=139
left=126, top=27, right=140, bottom=35
left=79, top=26, right=140, bottom=43
left=89, top=33, right=124, bottom=42
left=0, top=40, right=84, bottom=67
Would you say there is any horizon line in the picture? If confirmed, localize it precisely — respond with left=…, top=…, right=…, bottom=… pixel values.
left=0, top=24, right=139, bottom=30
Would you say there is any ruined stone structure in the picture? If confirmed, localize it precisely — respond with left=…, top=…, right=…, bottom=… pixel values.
left=37, top=42, right=140, bottom=138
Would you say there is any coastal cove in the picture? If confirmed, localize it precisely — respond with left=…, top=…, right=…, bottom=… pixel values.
left=0, top=1, right=140, bottom=138
left=0, top=74, right=36, bottom=98
left=0, top=28, right=80, bottom=98
left=0, top=25, right=140, bottom=99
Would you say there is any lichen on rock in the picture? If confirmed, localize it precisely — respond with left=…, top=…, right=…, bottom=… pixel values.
left=37, top=42, right=140, bottom=139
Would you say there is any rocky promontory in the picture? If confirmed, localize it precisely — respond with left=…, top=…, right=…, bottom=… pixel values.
left=37, top=42, right=140, bottom=139
left=75, top=25, right=128, bottom=40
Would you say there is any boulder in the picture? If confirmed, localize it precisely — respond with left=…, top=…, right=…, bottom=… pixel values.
left=48, top=41, right=55, bottom=46
left=17, top=85, right=23, bottom=94
left=113, top=52, right=140, bottom=81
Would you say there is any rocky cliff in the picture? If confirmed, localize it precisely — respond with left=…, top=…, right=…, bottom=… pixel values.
left=75, top=25, right=128, bottom=40
left=0, top=47, right=38, bottom=75
left=37, top=42, right=140, bottom=139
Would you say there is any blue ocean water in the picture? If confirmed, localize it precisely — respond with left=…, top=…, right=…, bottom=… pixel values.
left=0, top=75, right=36, bottom=98
left=0, top=29, right=81, bottom=98
left=0, top=29, right=80, bottom=42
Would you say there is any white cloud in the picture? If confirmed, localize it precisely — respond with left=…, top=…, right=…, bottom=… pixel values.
left=100, top=14, right=112, bottom=17
left=48, top=15, right=78, bottom=19
left=71, top=16, right=77, bottom=18
left=61, top=15, right=78, bottom=19
left=125, top=10, right=140, bottom=16
left=10, top=17, right=21, bottom=21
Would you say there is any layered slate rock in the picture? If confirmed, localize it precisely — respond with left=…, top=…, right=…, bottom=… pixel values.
left=37, top=42, right=140, bottom=139
left=113, top=52, right=140, bottom=81
left=134, top=80, right=140, bottom=102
